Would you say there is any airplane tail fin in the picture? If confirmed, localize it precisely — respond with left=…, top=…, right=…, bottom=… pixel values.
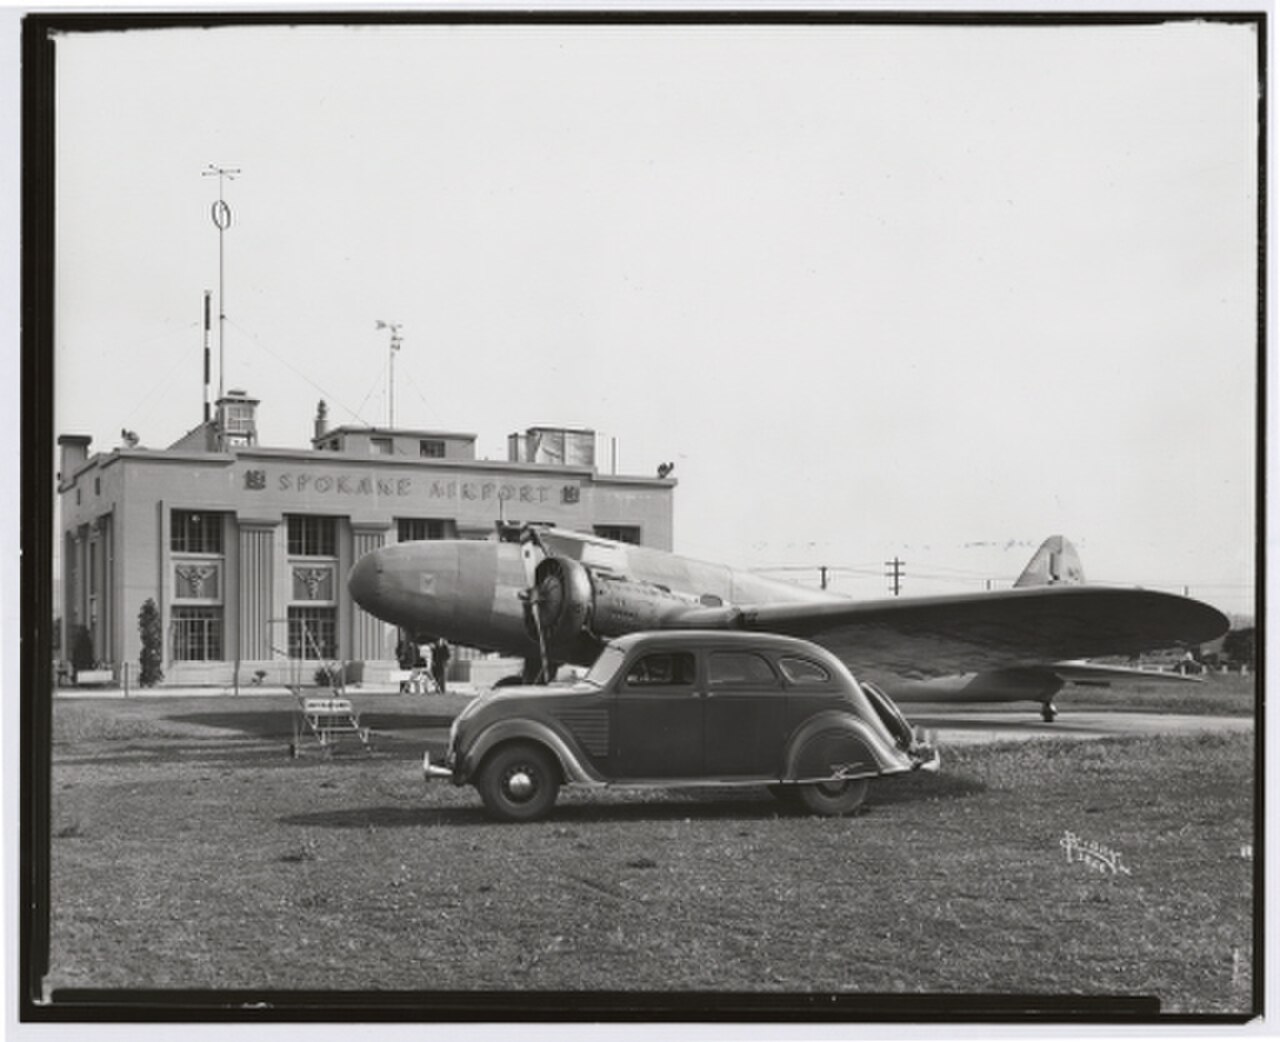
left=1014, top=535, right=1085, bottom=587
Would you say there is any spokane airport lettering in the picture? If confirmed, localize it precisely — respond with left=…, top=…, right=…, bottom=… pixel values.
left=270, top=471, right=554, bottom=503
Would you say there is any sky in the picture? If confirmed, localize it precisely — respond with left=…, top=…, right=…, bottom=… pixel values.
left=47, top=16, right=1260, bottom=616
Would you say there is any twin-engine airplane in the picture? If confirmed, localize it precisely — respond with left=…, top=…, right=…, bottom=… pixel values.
left=347, top=526, right=1230, bottom=720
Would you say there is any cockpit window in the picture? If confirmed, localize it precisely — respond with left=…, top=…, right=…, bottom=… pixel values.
left=624, top=652, right=696, bottom=688
left=778, top=656, right=832, bottom=685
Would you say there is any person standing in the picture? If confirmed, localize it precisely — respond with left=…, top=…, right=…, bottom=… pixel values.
left=432, top=638, right=451, bottom=694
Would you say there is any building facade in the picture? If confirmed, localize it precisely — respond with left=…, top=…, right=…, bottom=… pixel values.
left=58, top=393, right=675, bottom=687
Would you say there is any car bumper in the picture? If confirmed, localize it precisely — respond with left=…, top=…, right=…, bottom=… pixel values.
left=422, top=750, right=455, bottom=782
left=912, top=745, right=941, bottom=772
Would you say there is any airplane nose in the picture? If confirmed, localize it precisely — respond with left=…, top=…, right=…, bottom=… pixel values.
left=347, top=549, right=384, bottom=614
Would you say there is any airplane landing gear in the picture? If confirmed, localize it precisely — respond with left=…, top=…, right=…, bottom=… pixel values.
left=1041, top=702, right=1058, bottom=722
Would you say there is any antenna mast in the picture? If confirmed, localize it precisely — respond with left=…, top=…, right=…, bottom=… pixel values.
left=203, top=164, right=240, bottom=400
left=202, top=290, right=212, bottom=422
left=376, top=320, right=403, bottom=427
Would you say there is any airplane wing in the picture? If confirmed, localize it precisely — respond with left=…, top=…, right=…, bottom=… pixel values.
left=671, top=585, right=1229, bottom=680
left=1049, top=660, right=1204, bottom=685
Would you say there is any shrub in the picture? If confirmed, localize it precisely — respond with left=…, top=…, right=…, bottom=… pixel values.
left=69, top=625, right=95, bottom=672
left=137, top=598, right=164, bottom=687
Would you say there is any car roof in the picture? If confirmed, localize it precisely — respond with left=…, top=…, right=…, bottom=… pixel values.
left=606, top=630, right=836, bottom=658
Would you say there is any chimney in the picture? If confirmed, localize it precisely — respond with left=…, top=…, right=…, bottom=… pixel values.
left=58, top=434, right=92, bottom=486
left=314, top=400, right=329, bottom=441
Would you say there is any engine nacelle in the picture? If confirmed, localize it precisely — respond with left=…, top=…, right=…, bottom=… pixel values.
left=523, top=557, right=595, bottom=661
left=522, top=556, right=708, bottom=662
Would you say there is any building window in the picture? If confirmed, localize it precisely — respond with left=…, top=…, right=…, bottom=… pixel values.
left=594, top=524, right=642, bottom=545
left=289, top=606, right=337, bottom=660
left=398, top=518, right=449, bottom=542
left=287, top=515, right=337, bottom=557
left=370, top=437, right=393, bottom=455
left=224, top=403, right=254, bottom=435
left=173, top=607, right=224, bottom=661
left=420, top=439, right=445, bottom=458
left=171, top=510, right=224, bottom=554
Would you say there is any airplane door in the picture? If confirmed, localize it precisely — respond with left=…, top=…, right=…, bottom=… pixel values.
left=611, top=650, right=702, bottom=778
left=702, top=651, right=786, bottom=777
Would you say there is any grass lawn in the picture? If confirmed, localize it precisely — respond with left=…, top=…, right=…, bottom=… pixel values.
left=43, top=691, right=1257, bottom=1018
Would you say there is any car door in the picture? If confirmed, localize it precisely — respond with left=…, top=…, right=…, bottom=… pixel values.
left=611, top=649, right=703, bottom=778
left=702, top=650, right=786, bottom=777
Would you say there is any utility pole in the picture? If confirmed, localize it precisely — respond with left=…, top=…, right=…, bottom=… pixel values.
left=885, top=557, right=905, bottom=596
left=203, top=164, right=240, bottom=400
left=375, top=320, right=403, bottom=427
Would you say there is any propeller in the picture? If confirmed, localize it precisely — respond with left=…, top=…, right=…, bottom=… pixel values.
left=517, top=526, right=553, bottom=684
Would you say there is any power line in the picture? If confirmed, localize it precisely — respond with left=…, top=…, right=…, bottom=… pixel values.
left=224, top=317, right=368, bottom=425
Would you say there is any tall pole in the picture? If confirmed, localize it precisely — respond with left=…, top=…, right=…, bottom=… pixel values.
left=885, top=556, right=905, bottom=597
left=376, top=320, right=402, bottom=427
left=202, top=290, right=212, bottom=422
left=203, top=164, right=240, bottom=401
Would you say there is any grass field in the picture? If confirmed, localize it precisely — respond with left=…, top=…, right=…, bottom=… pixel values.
left=43, top=686, right=1257, bottom=1017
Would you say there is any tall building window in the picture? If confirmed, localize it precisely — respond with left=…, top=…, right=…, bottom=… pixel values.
left=289, top=606, right=337, bottom=660
left=171, top=510, right=224, bottom=554
left=419, top=439, right=445, bottom=458
left=173, top=607, right=224, bottom=661
left=594, top=524, right=642, bottom=545
left=397, top=518, right=450, bottom=542
left=287, top=515, right=337, bottom=557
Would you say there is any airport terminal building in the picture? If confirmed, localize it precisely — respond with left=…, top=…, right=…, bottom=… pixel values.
left=57, top=392, right=675, bottom=687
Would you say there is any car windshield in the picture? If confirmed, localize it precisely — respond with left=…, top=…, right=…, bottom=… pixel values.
left=583, top=645, right=626, bottom=686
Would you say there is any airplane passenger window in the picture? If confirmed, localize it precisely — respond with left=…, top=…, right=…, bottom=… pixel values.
left=778, top=657, right=831, bottom=685
left=624, top=652, right=696, bottom=688
left=708, top=652, right=780, bottom=688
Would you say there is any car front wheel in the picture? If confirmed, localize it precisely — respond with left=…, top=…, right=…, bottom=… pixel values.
left=796, top=777, right=869, bottom=816
left=476, top=742, right=561, bottom=822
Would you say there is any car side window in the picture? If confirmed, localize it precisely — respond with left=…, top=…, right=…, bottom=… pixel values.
left=708, top=651, right=780, bottom=689
left=624, top=652, right=696, bottom=688
left=778, top=656, right=831, bottom=685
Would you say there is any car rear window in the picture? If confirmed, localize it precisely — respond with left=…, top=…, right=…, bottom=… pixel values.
left=624, top=651, right=696, bottom=688
left=778, top=656, right=832, bottom=685
left=708, top=651, right=780, bottom=689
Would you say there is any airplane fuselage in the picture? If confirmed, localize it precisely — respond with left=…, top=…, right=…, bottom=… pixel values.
left=348, top=535, right=844, bottom=661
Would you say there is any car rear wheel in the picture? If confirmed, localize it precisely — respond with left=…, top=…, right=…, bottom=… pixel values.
left=476, top=742, right=561, bottom=822
left=796, top=777, right=869, bottom=816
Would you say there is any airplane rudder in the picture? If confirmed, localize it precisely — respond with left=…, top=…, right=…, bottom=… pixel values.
left=1013, top=535, right=1085, bottom=587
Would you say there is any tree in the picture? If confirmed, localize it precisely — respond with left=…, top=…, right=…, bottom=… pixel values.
left=138, top=598, right=164, bottom=687
left=1222, top=627, right=1256, bottom=672
left=69, top=625, right=95, bottom=672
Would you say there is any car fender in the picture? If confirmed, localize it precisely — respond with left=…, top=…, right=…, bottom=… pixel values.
left=461, top=718, right=605, bottom=786
left=784, top=710, right=911, bottom=784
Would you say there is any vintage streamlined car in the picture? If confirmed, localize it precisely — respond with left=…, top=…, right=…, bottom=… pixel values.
left=424, top=631, right=939, bottom=822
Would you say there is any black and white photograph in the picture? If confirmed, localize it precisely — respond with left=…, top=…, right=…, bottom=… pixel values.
left=18, top=7, right=1264, bottom=1030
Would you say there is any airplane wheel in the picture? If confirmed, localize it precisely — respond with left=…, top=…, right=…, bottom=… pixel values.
left=797, top=777, right=869, bottom=816
left=1041, top=703, right=1058, bottom=723
left=476, top=742, right=561, bottom=823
